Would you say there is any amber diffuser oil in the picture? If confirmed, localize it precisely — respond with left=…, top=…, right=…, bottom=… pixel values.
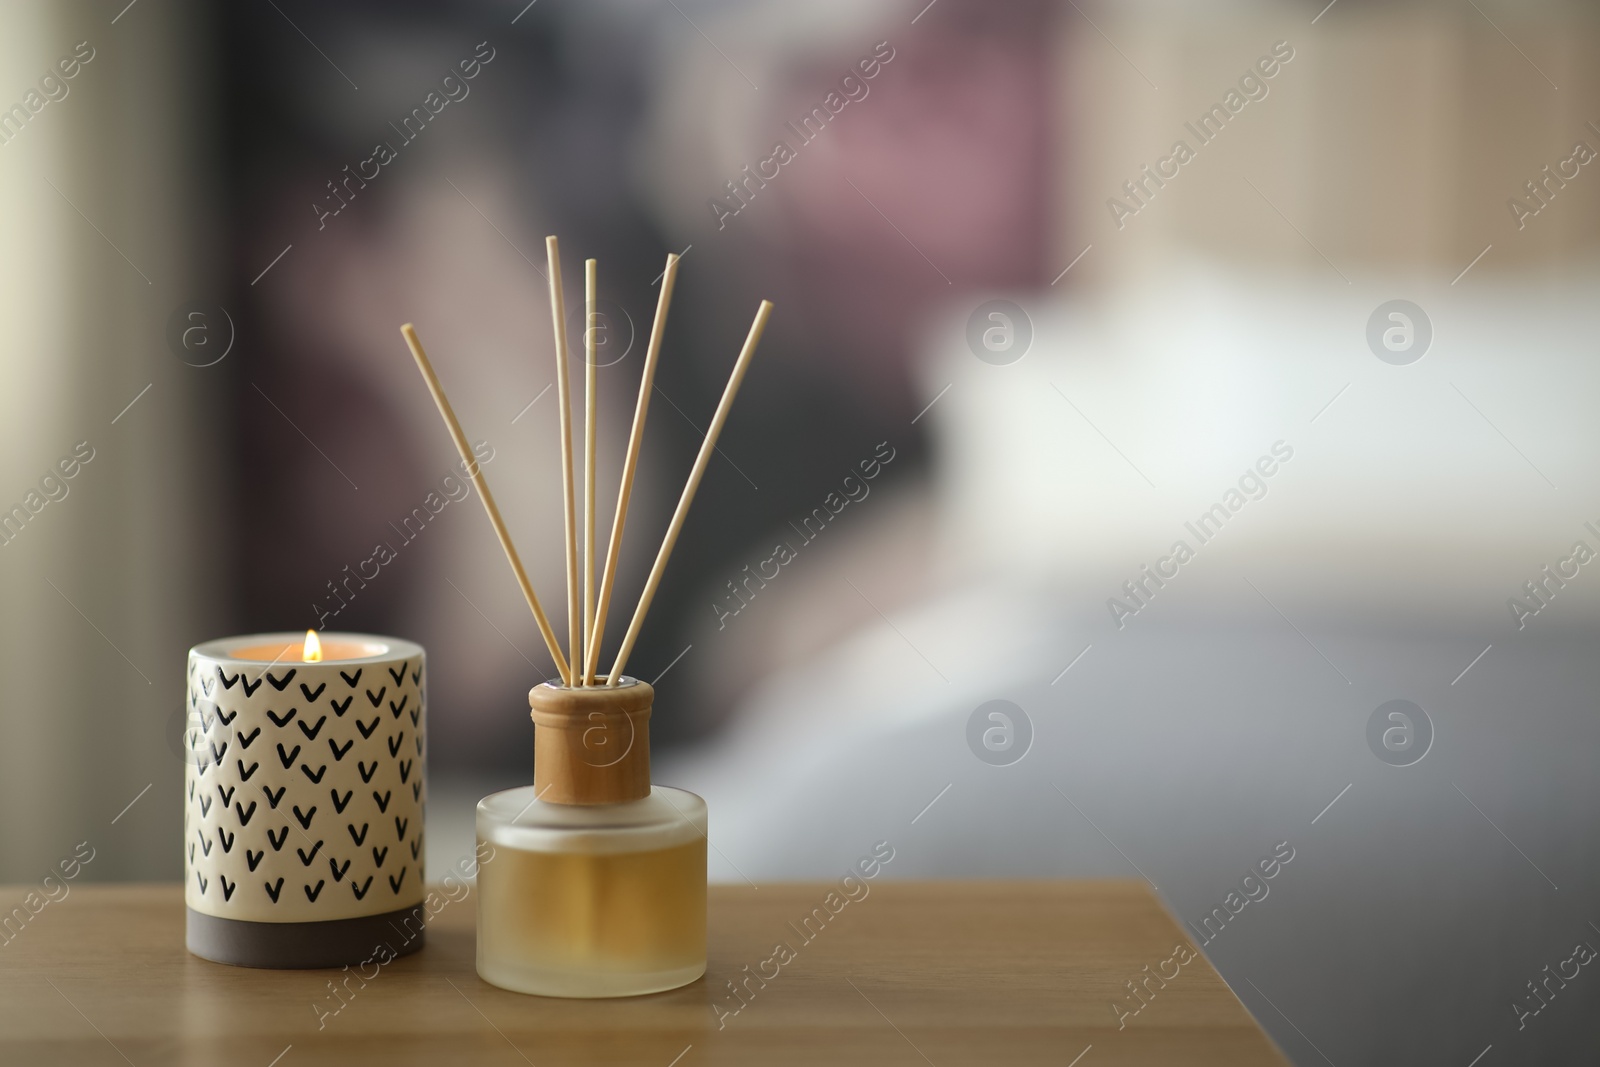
left=475, top=677, right=708, bottom=997
left=402, top=243, right=766, bottom=998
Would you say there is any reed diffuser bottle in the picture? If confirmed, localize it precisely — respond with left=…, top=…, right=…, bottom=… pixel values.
left=399, top=236, right=770, bottom=998
left=476, top=678, right=706, bottom=996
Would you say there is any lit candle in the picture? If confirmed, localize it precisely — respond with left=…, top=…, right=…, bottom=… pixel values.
left=183, top=631, right=427, bottom=969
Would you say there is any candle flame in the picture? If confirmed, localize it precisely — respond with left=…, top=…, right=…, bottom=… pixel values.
left=302, top=630, right=323, bottom=663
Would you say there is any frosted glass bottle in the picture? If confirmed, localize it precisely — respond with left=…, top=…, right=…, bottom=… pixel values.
left=475, top=677, right=708, bottom=997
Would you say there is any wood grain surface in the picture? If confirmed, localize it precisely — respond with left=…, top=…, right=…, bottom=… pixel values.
left=0, top=881, right=1285, bottom=1066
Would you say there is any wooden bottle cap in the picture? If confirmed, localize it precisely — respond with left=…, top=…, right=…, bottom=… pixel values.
left=528, top=677, right=652, bottom=805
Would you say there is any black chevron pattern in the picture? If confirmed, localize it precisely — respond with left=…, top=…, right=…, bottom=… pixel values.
left=186, top=650, right=426, bottom=919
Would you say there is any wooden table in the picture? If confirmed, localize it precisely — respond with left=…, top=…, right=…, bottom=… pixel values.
left=0, top=882, right=1284, bottom=1065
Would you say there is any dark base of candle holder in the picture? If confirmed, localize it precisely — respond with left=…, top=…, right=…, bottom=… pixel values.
left=186, top=904, right=428, bottom=969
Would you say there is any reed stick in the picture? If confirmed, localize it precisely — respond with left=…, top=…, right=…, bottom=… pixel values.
left=582, top=258, right=598, bottom=686
left=608, top=299, right=773, bottom=684
left=399, top=323, right=572, bottom=683
left=546, top=236, right=581, bottom=682
left=585, top=253, right=680, bottom=684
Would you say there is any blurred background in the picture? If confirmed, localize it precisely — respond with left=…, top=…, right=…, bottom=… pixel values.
left=3, top=0, right=1600, bottom=1061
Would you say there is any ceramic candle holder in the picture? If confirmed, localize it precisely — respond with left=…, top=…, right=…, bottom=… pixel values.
left=183, top=632, right=427, bottom=968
